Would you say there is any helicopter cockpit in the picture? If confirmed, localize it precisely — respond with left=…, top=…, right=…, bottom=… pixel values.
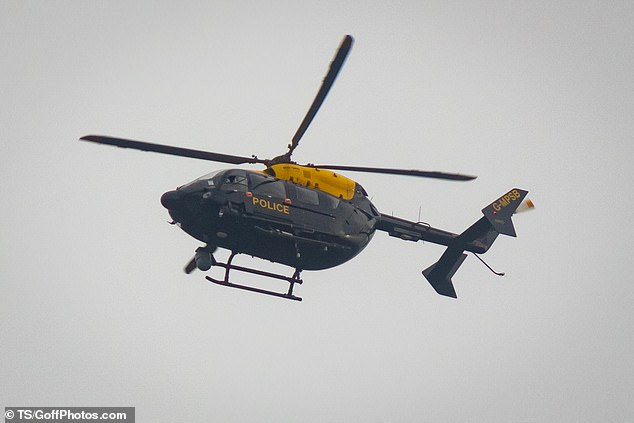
left=219, top=170, right=249, bottom=192
left=180, top=169, right=225, bottom=189
left=180, top=169, right=275, bottom=195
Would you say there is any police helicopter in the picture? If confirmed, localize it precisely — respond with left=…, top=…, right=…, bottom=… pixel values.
left=80, top=35, right=533, bottom=301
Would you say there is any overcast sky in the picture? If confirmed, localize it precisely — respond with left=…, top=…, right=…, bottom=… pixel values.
left=2, top=1, right=633, bottom=422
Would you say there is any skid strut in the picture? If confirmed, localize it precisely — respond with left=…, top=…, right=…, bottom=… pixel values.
left=205, top=252, right=303, bottom=301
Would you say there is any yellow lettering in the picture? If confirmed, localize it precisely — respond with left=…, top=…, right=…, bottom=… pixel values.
left=493, top=189, right=523, bottom=212
left=251, top=196, right=290, bottom=215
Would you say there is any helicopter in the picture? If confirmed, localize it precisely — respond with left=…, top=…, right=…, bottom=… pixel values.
left=80, top=35, right=533, bottom=301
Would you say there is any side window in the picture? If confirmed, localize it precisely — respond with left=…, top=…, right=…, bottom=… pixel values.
left=221, top=171, right=248, bottom=192
left=296, top=186, right=319, bottom=205
left=319, top=192, right=340, bottom=209
left=249, top=173, right=286, bottom=198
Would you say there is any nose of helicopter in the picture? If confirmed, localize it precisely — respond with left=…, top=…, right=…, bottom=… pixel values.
left=160, top=190, right=183, bottom=210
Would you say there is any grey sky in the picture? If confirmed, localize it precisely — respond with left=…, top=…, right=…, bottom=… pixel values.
left=2, top=1, right=633, bottom=421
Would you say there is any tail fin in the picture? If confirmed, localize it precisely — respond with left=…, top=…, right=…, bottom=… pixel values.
left=423, top=188, right=530, bottom=298
left=422, top=248, right=468, bottom=298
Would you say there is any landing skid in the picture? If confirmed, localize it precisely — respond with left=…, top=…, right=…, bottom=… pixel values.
left=205, top=252, right=303, bottom=301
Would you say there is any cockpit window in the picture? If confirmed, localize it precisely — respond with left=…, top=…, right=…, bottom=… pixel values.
left=181, top=169, right=224, bottom=189
left=221, top=170, right=248, bottom=192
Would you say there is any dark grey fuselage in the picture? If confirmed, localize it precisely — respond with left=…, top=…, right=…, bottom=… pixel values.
left=161, top=169, right=379, bottom=270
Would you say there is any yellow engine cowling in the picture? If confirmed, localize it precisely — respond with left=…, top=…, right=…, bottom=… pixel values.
left=268, top=164, right=356, bottom=200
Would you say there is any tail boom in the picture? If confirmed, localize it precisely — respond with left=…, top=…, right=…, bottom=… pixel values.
left=424, top=188, right=529, bottom=297
left=376, top=188, right=530, bottom=298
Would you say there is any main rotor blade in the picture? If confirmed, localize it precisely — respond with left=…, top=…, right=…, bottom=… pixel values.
left=305, top=164, right=477, bottom=181
left=80, top=135, right=266, bottom=165
left=288, top=35, right=354, bottom=158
